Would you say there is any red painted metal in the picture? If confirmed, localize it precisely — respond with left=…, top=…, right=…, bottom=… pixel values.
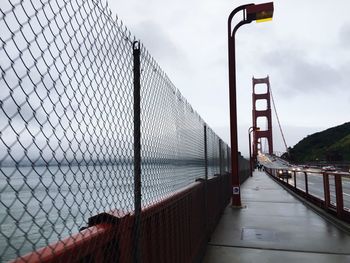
left=323, top=173, right=330, bottom=208
left=264, top=167, right=350, bottom=223
left=11, top=224, right=117, bottom=263
left=304, top=172, right=309, bottom=195
left=252, top=76, right=273, bottom=161
left=228, top=5, right=248, bottom=207
left=246, top=2, right=274, bottom=21
left=248, top=127, right=253, bottom=177
left=335, top=175, right=344, bottom=217
left=12, top=174, right=231, bottom=263
left=248, top=126, right=259, bottom=177
left=227, top=3, right=254, bottom=207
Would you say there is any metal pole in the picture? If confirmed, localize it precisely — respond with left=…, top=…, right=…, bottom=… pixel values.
left=334, top=174, right=344, bottom=218
left=228, top=4, right=253, bottom=206
left=133, top=41, right=141, bottom=263
left=227, top=145, right=230, bottom=173
left=248, top=127, right=253, bottom=177
left=304, top=172, right=308, bottom=196
left=323, top=172, right=330, bottom=209
left=219, top=139, right=223, bottom=176
left=204, top=125, right=208, bottom=180
left=203, top=125, right=209, bottom=237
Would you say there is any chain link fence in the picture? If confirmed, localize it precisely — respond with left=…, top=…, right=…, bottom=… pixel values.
left=140, top=50, right=207, bottom=206
left=1, top=0, right=137, bottom=260
left=0, top=0, right=235, bottom=261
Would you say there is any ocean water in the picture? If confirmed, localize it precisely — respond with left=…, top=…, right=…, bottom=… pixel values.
left=0, top=163, right=205, bottom=261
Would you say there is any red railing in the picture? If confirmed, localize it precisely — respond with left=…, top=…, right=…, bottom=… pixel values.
left=264, top=167, right=350, bottom=223
left=12, top=173, right=231, bottom=263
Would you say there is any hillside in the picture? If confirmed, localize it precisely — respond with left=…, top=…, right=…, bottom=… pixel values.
left=287, top=122, right=350, bottom=162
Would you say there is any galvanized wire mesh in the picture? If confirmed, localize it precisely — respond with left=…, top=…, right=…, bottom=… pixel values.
left=0, top=0, right=231, bottom=261
left=1, top=0, right=136, bottom=260
left=207, top=127, right=221, bottom=178
left=140, top=49, right=209, bottom=206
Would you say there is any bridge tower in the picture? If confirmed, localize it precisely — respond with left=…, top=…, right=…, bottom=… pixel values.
left=252, top=76, right=273, bottom=162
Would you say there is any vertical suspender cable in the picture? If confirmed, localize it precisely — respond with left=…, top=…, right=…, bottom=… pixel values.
left=270, top=84, right=288, bottom=153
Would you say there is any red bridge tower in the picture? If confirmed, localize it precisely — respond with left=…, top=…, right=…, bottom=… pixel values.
left=252, top=76, right=273, bottom=162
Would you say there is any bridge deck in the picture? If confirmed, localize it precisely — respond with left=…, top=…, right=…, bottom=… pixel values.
left=203, top=171, right=350, bottom=262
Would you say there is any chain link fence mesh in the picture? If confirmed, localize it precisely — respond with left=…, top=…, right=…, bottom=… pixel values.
left=1, top=0, right=233, bottom=261
left=140, top=49, right=207, bottom=206
left=206, top=127, right=220, bottom=178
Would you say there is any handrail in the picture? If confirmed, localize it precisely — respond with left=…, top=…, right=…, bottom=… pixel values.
left=264, top=166, right=350, bottom=223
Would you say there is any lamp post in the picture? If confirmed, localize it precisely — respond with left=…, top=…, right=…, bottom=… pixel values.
left=248, top=126, right=260, bottom=177
left=228, top=3, right=274, bottom=207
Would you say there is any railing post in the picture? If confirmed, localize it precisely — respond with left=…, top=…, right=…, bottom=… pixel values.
left=304, top=172, right=308, bottom=196
left=226, top=145, right=230, bottom=200
left=227, top=145, right=230, bottom=173
left=323, top=172, right=330, bottom=209
left=219, top=139, right=223, bottom=176
left=293, top=171, right=296, bottom=188
left=204, top=125, right=208, bottom=180
left=133, top=41, right=141, bottom=263
left=334, top=174, right=344, bottom=217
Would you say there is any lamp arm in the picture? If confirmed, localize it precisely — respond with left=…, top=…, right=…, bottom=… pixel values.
left=232, top=19, right=253, bottom=38
left=228, top=3, right=254, bottom=38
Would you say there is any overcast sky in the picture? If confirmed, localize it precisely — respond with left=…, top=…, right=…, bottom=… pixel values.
left=108, top=0, right=350, bottom=157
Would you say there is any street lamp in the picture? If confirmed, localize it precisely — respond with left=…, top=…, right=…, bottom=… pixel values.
left=228, top=2, right=274, bottom=207
left=248, top=126, right=260, bottom=177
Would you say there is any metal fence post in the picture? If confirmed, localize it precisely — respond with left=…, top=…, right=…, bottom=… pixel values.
left=133, top=41, right=141, bottom=263
left=204, top=125, right=208, bottom=180
left=323, top=172, right=330, bottom=209
left=203, top=125, right=209, bottom=238
left=334, top=174, right=344, bottom=217
left=219, top=139, right=223, bottom=176
left=304, top=172, right=308, bottom=196
left=226, top=145, right=231, bottom=200
left=227, top=145, right=230, bottom=173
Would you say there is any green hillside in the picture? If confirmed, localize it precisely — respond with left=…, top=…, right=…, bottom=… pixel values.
left=288, top=122, right=350, bottom=162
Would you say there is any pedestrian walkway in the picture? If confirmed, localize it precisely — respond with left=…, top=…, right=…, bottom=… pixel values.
left=203, top=171, right=350, bottom=262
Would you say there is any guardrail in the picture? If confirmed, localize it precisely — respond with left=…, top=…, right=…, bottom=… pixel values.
left=264, top=167, right=350, bottom=223
left=11, top=173, right=231, bottom=263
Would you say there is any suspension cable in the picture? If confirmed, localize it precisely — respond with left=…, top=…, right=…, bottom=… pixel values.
left=270, top=84, right=288, bottom=153
left=264, top=120, right=268, bottom=153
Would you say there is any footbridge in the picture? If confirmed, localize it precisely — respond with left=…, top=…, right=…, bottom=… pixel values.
left=1, top=1, right=349, bottom=262
left=204, top=169, right=350, bottom=263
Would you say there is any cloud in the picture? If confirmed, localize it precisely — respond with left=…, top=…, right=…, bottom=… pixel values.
left=133, top=20, right=188, bottom=69
left=339, top=23, right=350, bottom=47
left=263, top=48, right=342, bottom=95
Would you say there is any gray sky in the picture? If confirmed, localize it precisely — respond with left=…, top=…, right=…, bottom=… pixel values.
left=108, top=0, right=350, bottom=157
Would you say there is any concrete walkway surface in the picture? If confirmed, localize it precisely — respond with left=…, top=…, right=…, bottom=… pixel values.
left=203, top=171, right=350, bottom=262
